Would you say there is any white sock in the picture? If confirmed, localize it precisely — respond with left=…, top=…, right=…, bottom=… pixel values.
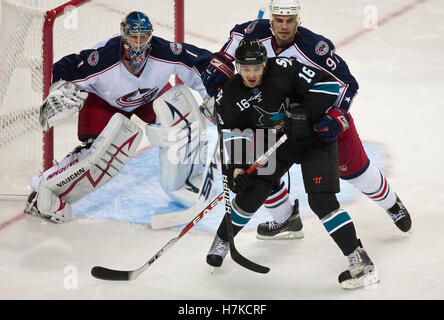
left=264, top=181, right=293, bottom=223
left=346, top=163, right=396, bottom=210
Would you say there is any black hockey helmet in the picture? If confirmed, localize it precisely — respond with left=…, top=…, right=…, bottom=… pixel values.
left=235, top=39, right=267, bottom=65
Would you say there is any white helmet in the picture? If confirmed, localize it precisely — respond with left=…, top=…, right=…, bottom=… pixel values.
left=269, top=0, right=301, bottom=15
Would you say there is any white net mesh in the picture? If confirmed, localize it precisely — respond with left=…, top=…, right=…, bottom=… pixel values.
left=0, top=0, right=177, bottom=197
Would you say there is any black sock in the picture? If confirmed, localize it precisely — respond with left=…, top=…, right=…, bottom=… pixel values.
left=216, top=215, right=244, bottom=242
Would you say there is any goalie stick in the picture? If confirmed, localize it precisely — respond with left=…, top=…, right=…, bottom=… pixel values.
left=91, top=134, right=287, bottom=281
left=150, top=205, right=198, bottom=230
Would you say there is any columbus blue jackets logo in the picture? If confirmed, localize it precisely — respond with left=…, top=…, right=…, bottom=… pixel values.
left=315, top=40, right=329, bottom=56
left=116, top=87, right=159, bottom=108
left=245, top=20, right=259, bottom=34
left=170, top=43, right=182, bottom=55
left=87, top=50, right=99, bottom=66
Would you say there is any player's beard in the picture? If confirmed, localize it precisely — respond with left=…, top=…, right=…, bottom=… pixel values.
left=270, top=22, right=297, bottom=47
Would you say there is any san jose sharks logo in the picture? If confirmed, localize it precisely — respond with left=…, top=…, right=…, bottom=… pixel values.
left=117, top=87, right=159, bottom=108
left=253, top=103, right=286, bottom=130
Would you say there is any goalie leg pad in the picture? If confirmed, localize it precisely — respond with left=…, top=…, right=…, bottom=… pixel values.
left=36, top=186, right=73, bottom=223
left=148, top=84, right=208, bottom=206
left=34, top=113, right=142, bottom=209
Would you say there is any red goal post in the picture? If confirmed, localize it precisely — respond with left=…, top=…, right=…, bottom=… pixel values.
left=42, top=0, right=185, bottom=170
left=0, top=0, right=184, bottom=199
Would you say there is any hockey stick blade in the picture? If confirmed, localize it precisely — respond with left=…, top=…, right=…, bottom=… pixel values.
left=230, top=244, right=270, bottom=274
left=222, top=178, right=270, bottom=274
left=91, top=237, right=179, bottom=281
left=91, top=266, right=130, bottom=281
left=221, top=174, right=270, bottom=274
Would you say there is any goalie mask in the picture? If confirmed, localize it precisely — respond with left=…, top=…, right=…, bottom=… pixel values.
left=120, top=11, right=154, bottom=74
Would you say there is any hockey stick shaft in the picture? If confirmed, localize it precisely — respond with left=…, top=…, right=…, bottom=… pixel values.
left=91, top=135, right=287, bottom=280
left=246, top=134, right=287, bottom=174
left=92, top=139, right=222, bottom=280
left=257, top=7, right=265, bottom=19
left=220, top=133, right=288, bottom=274
left=91, top=192, right=225, bottom=281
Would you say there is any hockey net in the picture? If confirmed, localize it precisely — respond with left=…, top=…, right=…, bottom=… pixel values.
left=0, top=0, right=183, bottom=199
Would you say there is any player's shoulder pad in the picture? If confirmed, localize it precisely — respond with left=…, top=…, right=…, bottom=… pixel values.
left=296, top=26, right=335, bottom=62
left=267, top=56, right=299, bottom=72
left=230, top=19, right=272, bottom=39
left=149, top=36, right=212, bottom=67
left=78, top=36, right=121, bottom=71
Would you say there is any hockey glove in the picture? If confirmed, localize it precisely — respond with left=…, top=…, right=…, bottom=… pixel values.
left=39, top=80, right=88, bottom=131
left=313, top=107, right=350, bottom=142
left=201, top=53, right=234, bottom=97
left=284, top=105, right=313, bottom=141
left=227, top=165, right=257, bottom=195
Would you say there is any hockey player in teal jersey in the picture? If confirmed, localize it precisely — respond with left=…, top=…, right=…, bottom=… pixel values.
left=206, top=39, right=379, bottom=289
left=201, top=0, right=411, bottom=240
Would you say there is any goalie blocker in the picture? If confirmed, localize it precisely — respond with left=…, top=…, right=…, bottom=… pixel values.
left=40, top=80, right=88, bottom=131
left=26, top=113, right=142, bottom=223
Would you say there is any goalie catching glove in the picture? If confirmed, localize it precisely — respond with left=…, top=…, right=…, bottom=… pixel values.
left=39, top=80, right=88, bottom=131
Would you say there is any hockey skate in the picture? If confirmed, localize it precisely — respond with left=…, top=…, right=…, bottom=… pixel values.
left=23, top=191, right=71, bottom=224
left=256, top=199, right=304, bottom=240
left=338, top=242, right=379, bottom=289
left=24, top=191, right=41, bottom=218
left=206, top=235, right=229, bottom=272
left=386, top=194, right=412, bottom=232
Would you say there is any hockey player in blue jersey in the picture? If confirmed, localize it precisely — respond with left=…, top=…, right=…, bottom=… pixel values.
left=24, top=11, right=213, bottom=223
left=201, top=0, right=411, bottom=239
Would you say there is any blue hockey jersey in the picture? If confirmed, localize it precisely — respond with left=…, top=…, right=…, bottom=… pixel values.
left=52, top=36, right=212, bottom=112
left=219, top=19, right=359, bottom=111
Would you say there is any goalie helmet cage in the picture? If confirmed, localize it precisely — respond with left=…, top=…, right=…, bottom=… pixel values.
left=0, top=0, right=184, bottom=199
